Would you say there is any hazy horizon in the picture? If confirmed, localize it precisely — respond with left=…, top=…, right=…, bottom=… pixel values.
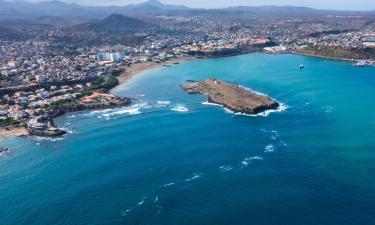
left=4, top=0, right=375, bottom=11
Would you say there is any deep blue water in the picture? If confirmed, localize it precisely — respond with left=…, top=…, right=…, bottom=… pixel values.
left=1, top=53, right=375, bottom=225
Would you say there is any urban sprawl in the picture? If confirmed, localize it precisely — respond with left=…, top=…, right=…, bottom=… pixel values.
left=0, top=3, right=375, bottom=136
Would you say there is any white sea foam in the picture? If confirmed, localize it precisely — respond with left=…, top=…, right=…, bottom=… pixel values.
left=201, top=101, right=222, bottom=107
left=153, top=196, right=159, bottom=203
left=171, top=104, right=189, bottom=112
left=322, top=105, right=333, bottom=113
left=219, top=165, right=234, bottom=172
left=239, top=85, right=288, bottom=117
left=163, top=182, right=175, bottom=187
left=0, top=150, right=9, bottom=157
left=242, top=156, right=263, bottom=166
left=261, top=129, right=280, bottom=141
left=103, top=108, right=141, bottom=117
left=280, top=141, right=288, bottom=147
left=90, top=109, right=113, bottom=115
left=138, top=200, right=145, bottom=206
left=34, top=136, right=64, bottom=142
left=223, top=102, right=288, bottom=117
left=157, top=100, right=171, bottom=105
left=102, top=102, right=148, bottom=117
left=121, top=209, right=132, bottom=216
left=185, top=173, right=201, bottom=182
left=265, top=144, right=275, bottom=153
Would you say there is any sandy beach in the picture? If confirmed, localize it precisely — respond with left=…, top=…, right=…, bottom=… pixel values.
left=116, top=61, right=162, bottom=85
left=116, top=55, right=197, bottom=86
left=0, top=126, right=28, bottom=139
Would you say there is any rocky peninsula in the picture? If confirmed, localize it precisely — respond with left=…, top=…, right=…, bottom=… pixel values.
left=181, top=78, right=279, bottom=115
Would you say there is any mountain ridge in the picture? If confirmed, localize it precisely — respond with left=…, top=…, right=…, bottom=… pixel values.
left=0, top=0, right=374, bottom=21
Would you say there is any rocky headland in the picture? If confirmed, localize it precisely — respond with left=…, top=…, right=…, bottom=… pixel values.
left=180, top=78, right=279, bottom=115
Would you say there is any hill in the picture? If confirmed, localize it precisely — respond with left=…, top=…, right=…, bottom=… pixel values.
left=72, top=14, right=157, bottom=34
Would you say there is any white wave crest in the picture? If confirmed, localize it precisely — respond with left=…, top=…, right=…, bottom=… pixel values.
left=102, top=102, right=148, bottom=117
left=242, top=156, right=263, bottom=166
left=171, top=104, right=189, bottom=112
left=202, top=101, right=222, bottom=107
left=121, top=209, right=132, bottom=216
left=33, top=136, right=64, bottom=142
left=264, top=144, right=275, bottom=153
left=219, top=165, right=234, bottom=172
left=225, top=102, right=288, bottom=117
left=185, top=173, right=201, bottom=182
left=138, top=200, right=145, bottom=206
left=157, top=100, right=171, bottom=105
left=163, top=182, right=175, bottom=187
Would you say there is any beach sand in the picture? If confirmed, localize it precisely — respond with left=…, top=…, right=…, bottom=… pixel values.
left=0, top=126, right=28, bottom=139
left=116, top=55, right=197, bottom=86
left=116, top=62, right=162, bottom=85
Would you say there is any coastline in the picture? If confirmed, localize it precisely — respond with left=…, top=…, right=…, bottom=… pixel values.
left=0, top=126, right=28, bottom=139
left=0, top=51, right=367, bottom=139
left=291, top=51, right=356, bottom=62
left=114, top=55, right=197, bottom=88
left=0, top=55, right=195, bottom=139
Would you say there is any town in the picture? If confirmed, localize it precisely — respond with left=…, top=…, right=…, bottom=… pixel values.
left=0, top=0, right=374, bottom=136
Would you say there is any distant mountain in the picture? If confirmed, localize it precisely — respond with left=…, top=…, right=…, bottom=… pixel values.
left=0, top=0, right=93, bottom=20
left=73, top=14, right=158, bottom=34
left=223, top=5, right=375, bottom=17
left=0, top=0, right=374, bottom=22
left=97, top=14, right=150, bottom=31
left=139, top=0, right=189, bottom=10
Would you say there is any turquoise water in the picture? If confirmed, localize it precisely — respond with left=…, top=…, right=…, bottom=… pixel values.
left=1, top=53, right=375, bottom=225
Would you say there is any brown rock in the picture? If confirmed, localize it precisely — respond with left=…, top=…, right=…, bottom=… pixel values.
left=180, top=78, right=279, bottom=115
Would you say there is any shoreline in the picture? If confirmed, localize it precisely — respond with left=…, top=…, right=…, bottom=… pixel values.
left=291, top=51, right=356, bottom=62
left=0, top=51, right=370, bottom=139
left=0, top=126, right=28, bottom=139
left=114, top=55, right=197, bottom=89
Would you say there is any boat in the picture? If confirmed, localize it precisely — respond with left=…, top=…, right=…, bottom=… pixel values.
left=300, top=64, right=305, bottom=69
left=354, top=61, right=367, bottom=67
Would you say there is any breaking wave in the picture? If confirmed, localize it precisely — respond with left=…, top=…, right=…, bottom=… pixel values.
left=157, top=100, right=171, bottom=106
left=223, top=102, right=288, bottom=117
left=264, top=144, right=275, bottom=153
left=219, top=165, right=234, bottom=172
left=171, top=104, right=189, bottom=112
left=102, top=102, right=149, bottom=118
left=184, top=173, right=201, bottom=182
left=241, top=156, right=263, bottom=166
left=162, top=182, right=175, bottom=187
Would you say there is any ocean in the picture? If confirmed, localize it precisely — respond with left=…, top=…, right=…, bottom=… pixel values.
left=1, top=53, right=375, bottom=225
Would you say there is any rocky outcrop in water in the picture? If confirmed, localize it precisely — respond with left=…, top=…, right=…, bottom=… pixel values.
left=26, top=116, right=66, bottom=137
left=180, top=78, right=279, bottom=115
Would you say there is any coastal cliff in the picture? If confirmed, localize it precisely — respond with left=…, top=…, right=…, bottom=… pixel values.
left=181, top=78, right=279, bottom=115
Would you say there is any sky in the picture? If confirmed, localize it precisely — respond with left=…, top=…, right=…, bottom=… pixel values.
left=16, top=0, right=375, bottom=11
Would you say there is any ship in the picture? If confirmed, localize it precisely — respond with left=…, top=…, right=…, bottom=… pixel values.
left=300, top=64, right=305, bottom=69
left=354, top=61, right=367, bottom=67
